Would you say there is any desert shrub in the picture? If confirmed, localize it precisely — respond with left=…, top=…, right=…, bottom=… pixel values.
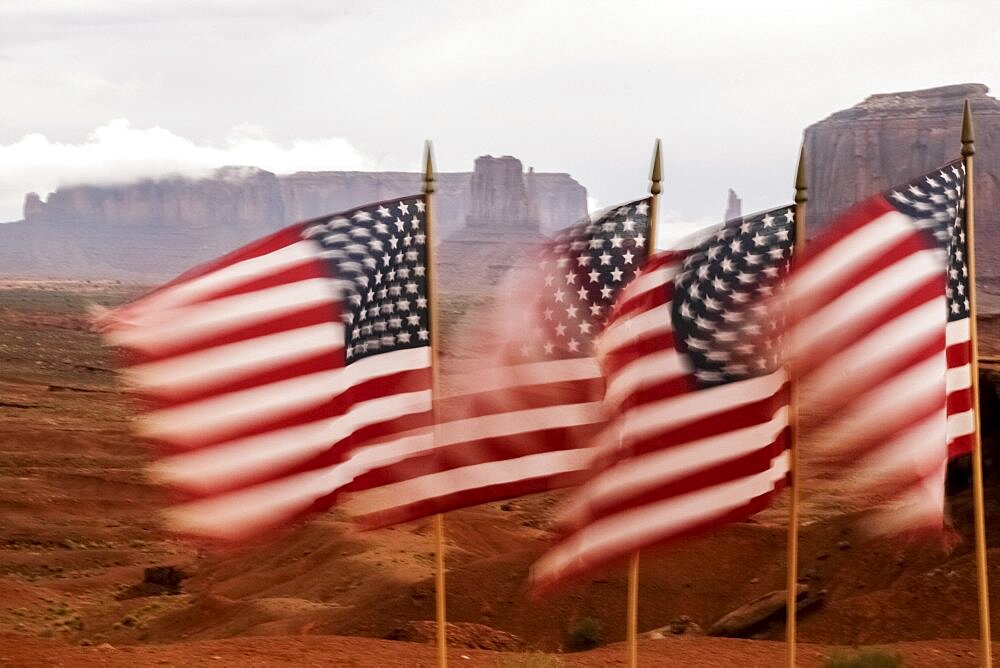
left=566, top=616, right=602, bottom=651
left=824, top=648, right=903, bottom=668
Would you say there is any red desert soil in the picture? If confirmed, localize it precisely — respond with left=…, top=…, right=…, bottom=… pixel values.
left=1, top=281, right=999, bottom=665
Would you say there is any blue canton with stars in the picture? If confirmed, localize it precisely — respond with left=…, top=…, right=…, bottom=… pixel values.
left=885, top=160, right=969, bottom=322
left=531, top=198, right=651, bottom=359
left=300, top=196, right=429, bottom=364
left=672, top=206, right=796, bottom=388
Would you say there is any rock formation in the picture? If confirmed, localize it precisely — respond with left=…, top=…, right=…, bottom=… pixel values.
left=436, top=156, right=569, bottom=293
left=804, top=83, right=1000, bottom=301
left=0, top=159, right=586, bottom=283
left=724, top=189, right=742, bottom=222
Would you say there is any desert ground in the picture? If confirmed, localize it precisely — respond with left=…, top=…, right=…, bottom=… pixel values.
left=1, top=279, right=999, bottom=666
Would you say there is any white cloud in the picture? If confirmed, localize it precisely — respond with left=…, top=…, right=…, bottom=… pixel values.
left=0, top=119, right=378, bottom=222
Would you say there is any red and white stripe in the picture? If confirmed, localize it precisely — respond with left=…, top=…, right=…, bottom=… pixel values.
left=532, top=251, right=790, bottom=588
left=344, top=267, right=605, bottom=527
left=785, top=197, right=948, bottom=535
left=97, top=225, right=432, bottom=541
left=946, top=316, right=974, bottom=458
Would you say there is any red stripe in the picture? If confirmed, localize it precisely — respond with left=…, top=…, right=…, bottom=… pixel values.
left=947, top=388, right=973, bottom=415
left=946, top=340, right=971, bottom=368
left=949, top=434, right=973, bottom=459
left=573, top=437, right=786, bottom=528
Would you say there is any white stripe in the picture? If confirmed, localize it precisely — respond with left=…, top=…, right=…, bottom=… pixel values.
left=852, top=409, right=947, bottom=488
left=811, top=353, right=946, bottom=456
left=946, top=318, right=971, bottom=346
left=163, top=459, right=357, bottom=541
left=436, top=401, right=605, bottom=447
left=947, top=409, right=975, bottom=440
left=803, top=298, right=945, bottom=400
left=106, top=278, right=339, bottom=353
left=126, top=240, right=318, bottom=316
left=345, top=446, right=602, bottom=518
left=124, top=322, right=345, bottom=395
left=561, top=406, right=788, bottom=527
left=533, top=451, right=788, bottom=584
left=597, top=303, right=673, bottom=357
left=862, top=461, right=946, bottom=537
left=448, top=357, right=601, bottom=397
left=789, top=250, right=943, bottom=360
left=946, top=364, right=972, bottom=393
left=618, top=368, right=787, bottom=446
left=616, top=265, right=677, bottom=306
left=604, top=349, right=685, bottom=409
left=788, top=211, right=915, bottom=302
left=140, top=347, right=431, bottom=446
left=151, top=392, right=431, bottom=492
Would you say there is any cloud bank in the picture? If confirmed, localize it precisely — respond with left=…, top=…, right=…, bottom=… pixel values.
left=0, top=119, right=379, bottom=222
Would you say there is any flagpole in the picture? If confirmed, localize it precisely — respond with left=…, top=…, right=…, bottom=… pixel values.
left=626, top=138, right=661, bottom=668
left=785, top=144, right=807, bottom=668
left=961, top=100, right=993, bottom=668
left=422, top=141, right=448, bottom=668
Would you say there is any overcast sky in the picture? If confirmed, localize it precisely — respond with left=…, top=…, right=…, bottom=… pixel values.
left=1, top=0, right=998, bottom=244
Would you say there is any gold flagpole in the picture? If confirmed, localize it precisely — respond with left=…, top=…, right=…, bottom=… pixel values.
left=626, top=138, right=661, bottom=668
left=785, top=144, right=807, bottom=668
left=422, top=141, right=448, bottom=668
left=961, top=100, right=993, bottom=668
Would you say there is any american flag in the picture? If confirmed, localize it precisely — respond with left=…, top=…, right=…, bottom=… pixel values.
left=783, top=162, right=964, bottom=534
left=532, top=205, right=795, bottom=588
left=345, top=199, right=652, bottom=527
left=96, top=195, right=434, bottom=540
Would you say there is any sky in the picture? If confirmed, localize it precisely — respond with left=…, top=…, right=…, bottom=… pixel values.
left=1, top=0, right=998, bottom=246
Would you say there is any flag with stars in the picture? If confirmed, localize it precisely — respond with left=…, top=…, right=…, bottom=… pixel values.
left=779, top=161, right=964, bottom=535
left=346, top=199, right=652, bottom=528
left=533, top=205, right=795, bottom=589
left=95, top=195, right=434, bottom=541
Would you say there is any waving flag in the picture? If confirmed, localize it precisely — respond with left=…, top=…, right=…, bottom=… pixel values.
left=97, top=196, right=434, bottom=540
left=784, top=162, right=964, bottom=534
left=533, top=205, right=796, bottom=588
left=346, top=199, right=652, bottom=527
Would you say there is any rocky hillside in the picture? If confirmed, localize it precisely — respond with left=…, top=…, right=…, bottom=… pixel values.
left=0, top=157, right=586, bottom=283
left=805, top=83, right=1000, bottom=302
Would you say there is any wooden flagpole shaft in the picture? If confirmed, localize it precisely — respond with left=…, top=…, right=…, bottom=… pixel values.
left=626, top=139, right=662, bottom=668
left=785, top=145, right=807, bottom=668
left=962, top=100, right=993, bottom=668
left=422, top=141, right=448, bottom=668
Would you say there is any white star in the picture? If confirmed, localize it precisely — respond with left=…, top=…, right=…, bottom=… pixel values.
left=554, top=288, right=566, bottom=302
left=555, top=322, right=567, bottom=337
left=417, top=328, right=429, bottom=340
left=352, top=210, right=373, bottom=222
left=543, top=307, right=554, bottom=320
left=600, top=285, right=613, bottom=299
left=589, top=303, right=602, bottom=317
left=579, top=321, right=592, bottom=334
left=622, top=249, right=635, bottom=264
left=761, top=214, right=775, bottom=228
left=577, top=255, right=592, bottom=267
left=407, top=314, right=420, bottom=326
left=589, top=238, right=604, bottom=249
left=599, top=252, right=612, bottom=265
left=610, top=235, right=624, bottom=248
left=634, top=201, right=649, bottom=216
left=634, top=233, right=646, bottom=248
left=544, top=274, right=555, bottom=287
left=397, top=202, right=411, bottom=215
left=415, top=200, right=426, bottom=212
left=566, top=304, right=579, bottom=319
left=394, top=218, right=406, bottom=232
left=577, top=286, right=589, bottom=300
left=543, top=341, right=555, bottom=355
left=589, top=269, right=601, bottom=283
left=565, top=272, right=577, bottom=284
left=377, top=205, right=391, bottom=218
left=610, top=267, right=624, bottom=281
left=416, top=297, right=427, bottom=308
left=622, top=217, right=637, bottom=232
left=567, top=338, right=580, bottom=352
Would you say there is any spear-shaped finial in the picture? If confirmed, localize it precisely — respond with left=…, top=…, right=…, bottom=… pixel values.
left=650, top=138, right=662, bottom=196
left=794, top=144, right=808, bottom=206
left=423, top=140, right=435, bottom=194
left=962, top=100, right=975, bottom=157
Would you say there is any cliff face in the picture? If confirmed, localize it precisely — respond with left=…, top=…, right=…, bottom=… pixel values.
left=805, top=83, right=1000, bottom=295
left=0, top=159, right=587, bottom=281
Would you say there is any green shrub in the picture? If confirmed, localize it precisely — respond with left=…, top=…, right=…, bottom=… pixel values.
left=824, top=648, right=903, bottom=668
left=567, top=616, right=602, bottom=651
